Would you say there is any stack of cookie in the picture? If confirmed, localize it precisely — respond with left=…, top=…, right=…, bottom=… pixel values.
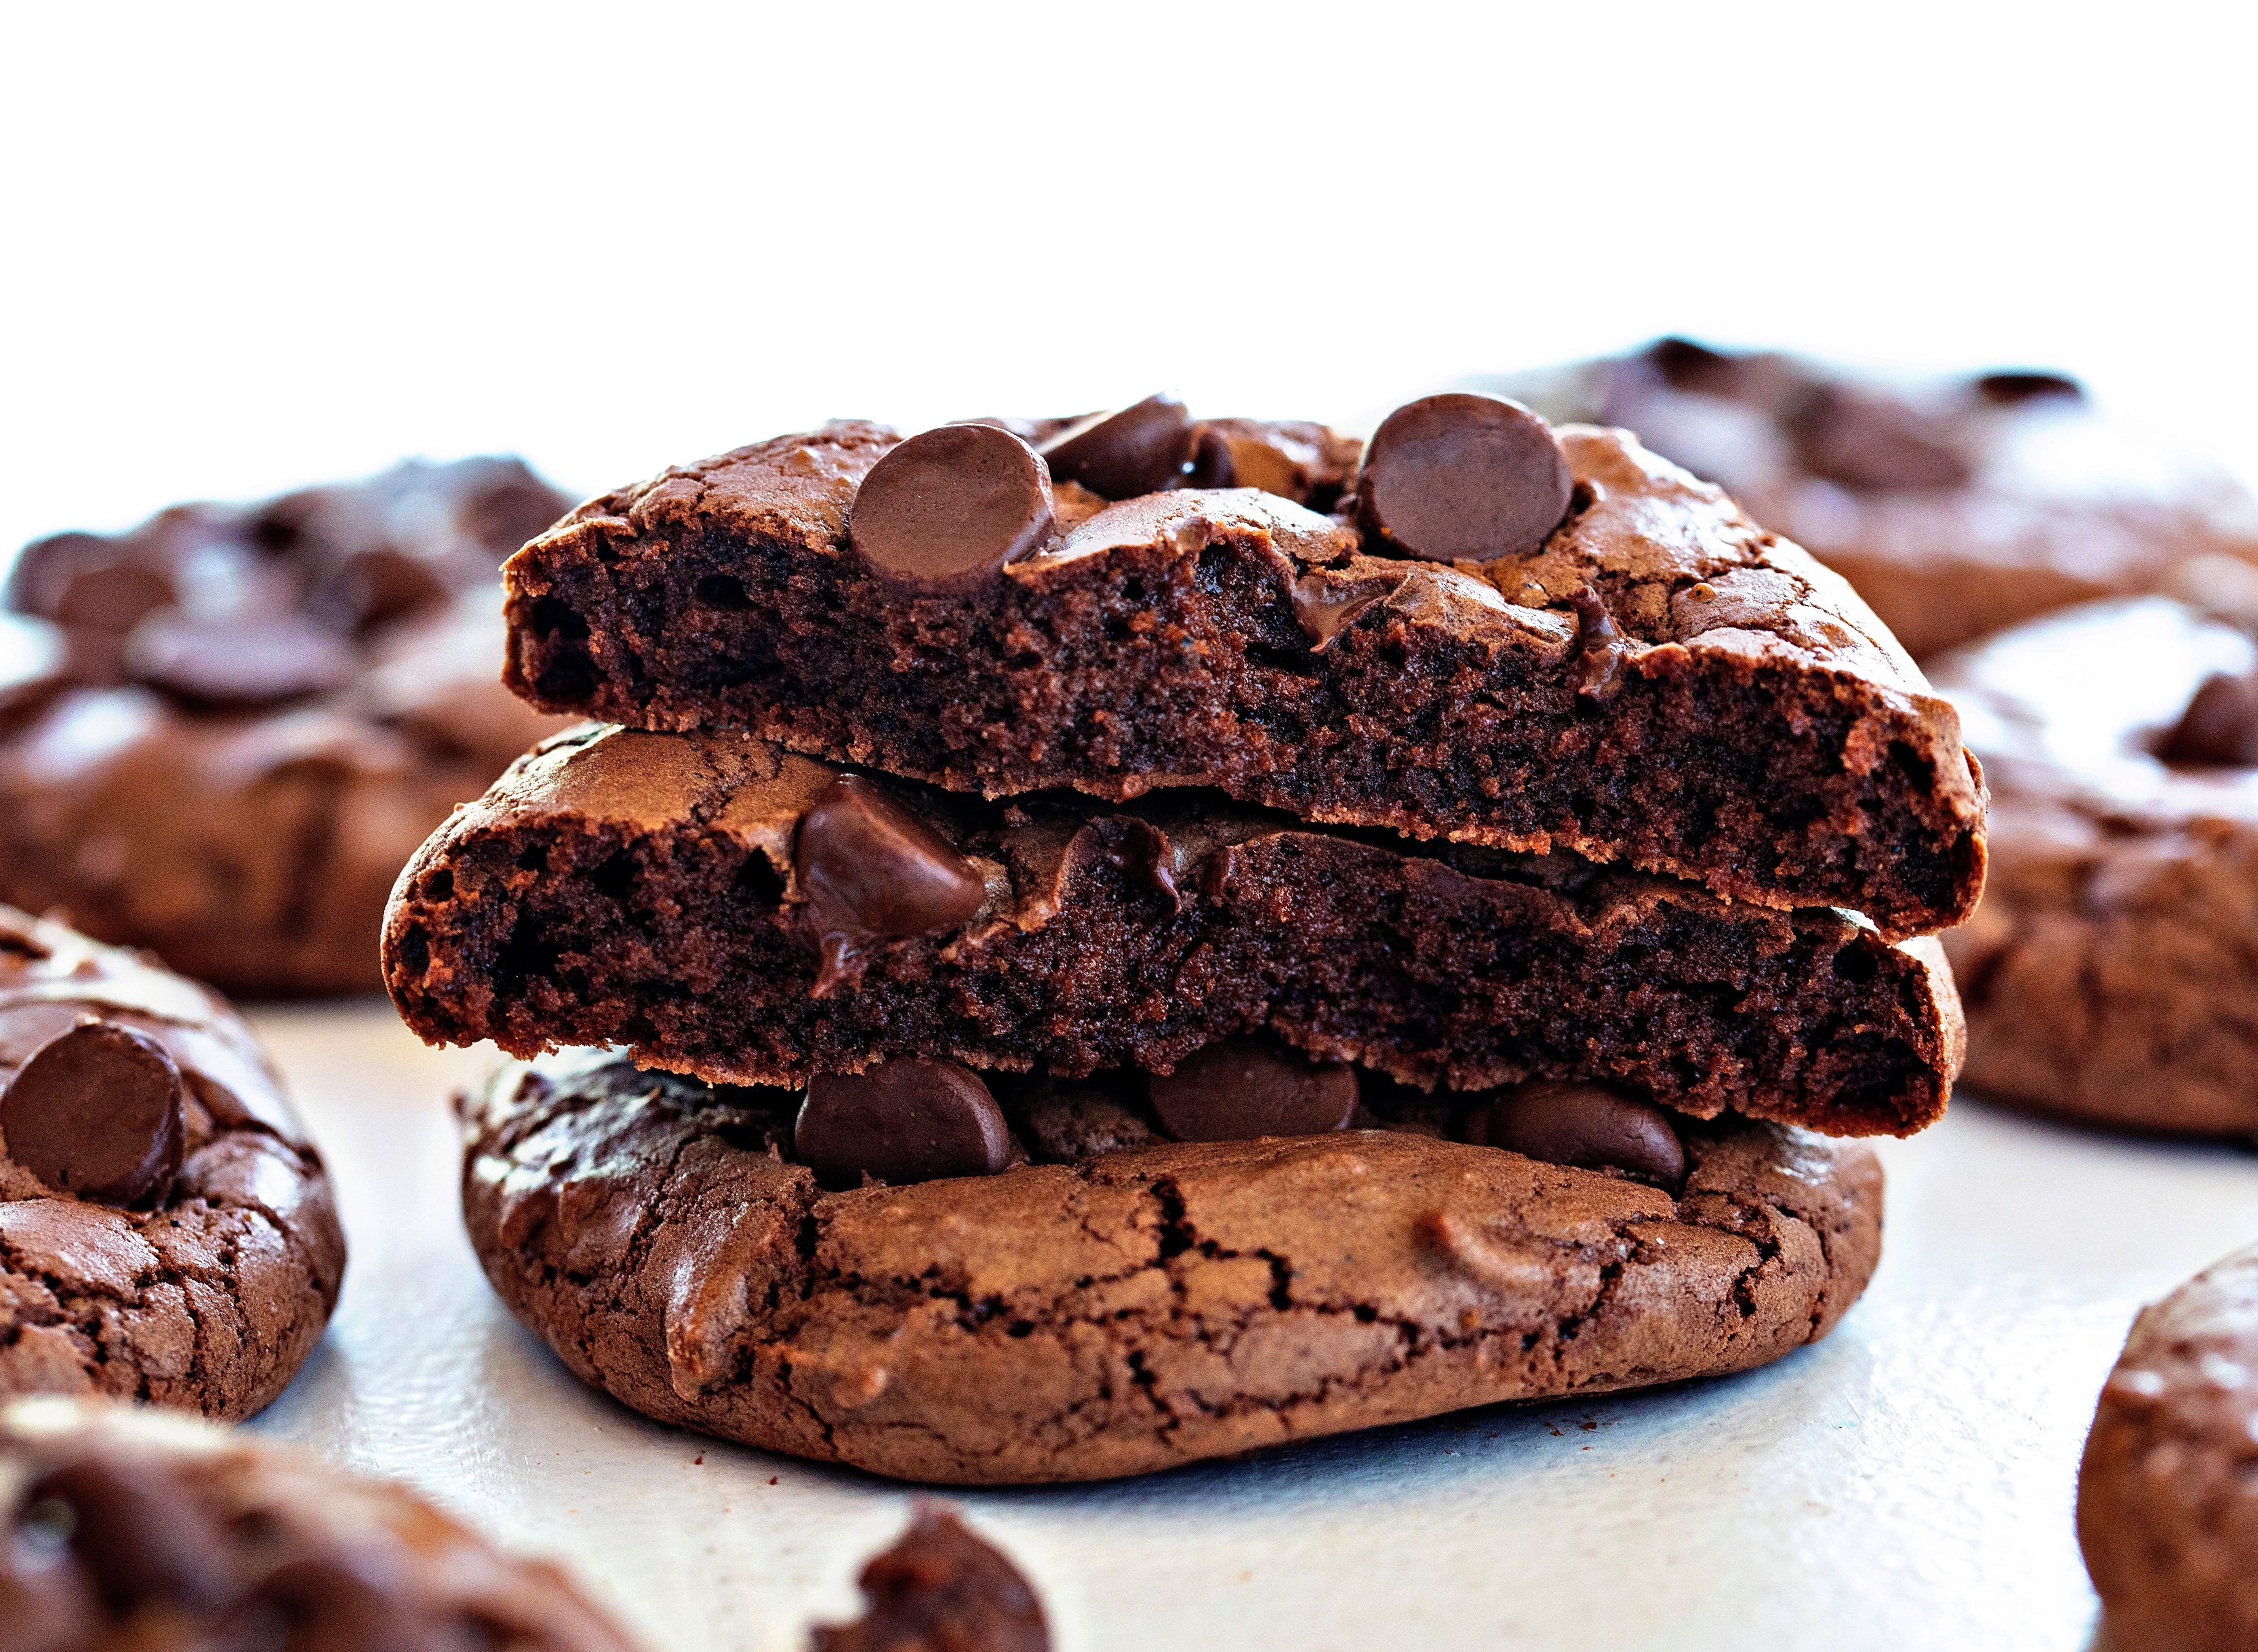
left=384, top=391, right=1979, bottom=1484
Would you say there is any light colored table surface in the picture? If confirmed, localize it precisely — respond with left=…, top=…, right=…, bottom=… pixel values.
left=242, top=1002, right=2257, bottom=1651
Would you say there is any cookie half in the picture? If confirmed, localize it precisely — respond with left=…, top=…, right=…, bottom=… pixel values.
left=1935, top=597, right=2258, bottom=1134
left=2078, top=1245, right=2258, bottom=1652
left=0, top=906, right=344, bottom=1419
left=0, top=1396, right=639, bottom=1650
left=498, top=415, right=1983, bottom=938
left=386, top=723, right=1964, bottom=1137
left=462, top=1050, right=1883, bottom=1486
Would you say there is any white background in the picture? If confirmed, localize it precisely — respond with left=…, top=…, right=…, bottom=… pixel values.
left=6, top=2, right=2258, bottom=549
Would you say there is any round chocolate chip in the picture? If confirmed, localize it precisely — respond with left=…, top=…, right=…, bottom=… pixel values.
left=2160, top=670, right=2258, bottom=767
left=849, top=424, right=1054, bottom=597
left=1480, top=1080, right=1686, bottom=1187
left=1792, top=388, right=1973, bottom=491
left=1036, top=393, right=1197, bottom=499
left=28, top=1457, right=226, bottom=1612
left=124, top=612, right=358, bottom=707
left=1355, top=393, right=1573, bottom=563
left=794, top=1059, right=1011, bottom=1189
left=2, top=1021, right=186, bottom=1208
left=1973, top=370, right=2084, bottom=406
left=794, top=775, right=988, bottom=996
left=1146, top=1037, right=1359, bottom=1143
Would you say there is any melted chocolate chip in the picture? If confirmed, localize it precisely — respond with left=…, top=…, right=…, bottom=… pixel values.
left=1567, top=587, right=1628, bottom=700
left=1479, top=1080, right=1685, bottom=1187
left=794, top=776, right=988, bottom=996
left=1792, top=388, right=1973, bottom=491
left=849, top=425, right=1055, bottom=597
left=2159, top=670, right=2258, bottom=767
left=794, top=1060, right=1012, bottom=1189
left=1972, top=370, right=2084, bottom=406
left=1355, top=393, right=1573, bottom=563
left=2, top=1021, right=185, bottom=1207
left=124, top=612, right=358, bottom=707
left=1289, top=575, right=1383, bottom=650
left=28, top=1457, right=227, bottom=1612
left=1036, top=394, right=1197, bottom=499
left=813, top=1510, right=1050, bottom=1652
left=1092, top=818, right=1182, bottom=913
left=1145, top=1037, right=1358, bottom=1143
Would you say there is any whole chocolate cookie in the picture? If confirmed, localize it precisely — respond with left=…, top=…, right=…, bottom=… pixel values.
left=0, top=459, right=576, bottom=995
left=0, top=1396, right=639, bottom=1650
left=2078, top=1245, right=2258, bottom=1652
left=385, top=723, right=1964, bottom=1137
left=1496, top=339, right=2258, bottom=658
left=1933, top=598, right=2258, bottom=1135
left=499, top=412, right=1984, bottom=939
left=0, top=907, right=344, bottom=1420
left=461, top=1049, right=1883, bottom=1485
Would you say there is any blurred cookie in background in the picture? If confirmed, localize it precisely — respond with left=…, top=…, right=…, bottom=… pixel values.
left=0, top=1396, right=640, bottom=1651
left=2078, top=1245, right=2258, bottom=1652
left=1932, top=596, right=2258, bottom=1135
left=1488, top=339, right=2258, bottom=657
left=1, top=905, right=344, bottom=1420
left=812, top=1507, right=1048, bottom=1652
left=0, top=459, right=578, bottom=995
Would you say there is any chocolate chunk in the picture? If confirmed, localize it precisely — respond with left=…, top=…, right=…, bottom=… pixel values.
left=812, top=1509, right=1049, bottom=1652
left=794, top=775, right=988, bottom=996
left=124, top=611, right=358, bottom=707
left=1973, top=370, right=2084, bottom=406
left=1479, top=1080, right=1685, bottom=1186
left=848, top=423, right=1055, bottom=597
left=1792, top=387, right=1973, bottom=490
left=1, top=1020, right=186, bottom=1207
left=1355, top=393, right=1573, bottom=562
left=1146, top=1037, right=1358, bottom=1143
left=27, top=1458, right=226, bottom=1612
left=2159, top=670, right=2258, bottom=767
left=1568, top=586, right=1628, bottom=700
left=794, top=1060, right=1011, bottom=1189
left=1036, top=393, right=1197, bottom=499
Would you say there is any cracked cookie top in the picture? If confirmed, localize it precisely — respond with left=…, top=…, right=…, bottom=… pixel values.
left=0, top=906, right=344, bottom=1420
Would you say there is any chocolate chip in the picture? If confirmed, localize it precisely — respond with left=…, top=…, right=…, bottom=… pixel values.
left=849, top=425, right=1055, bottom=597
left=27, top=1457, right=227, bottom=1612
left=1479, top=1080, right=1686, bottom=1187
left=1567, top=586, right=1628, bottom=700
left=795, top=775, right=988, bottom=996
left=1643, top=337, right=1745, bottom=397
left=1973, top=371, right=2084, bottom=406
left=1145, top=1038, right=1358, bottom=1143
left=3, top=1022, right=186, bottom=1207
left=124, top=612, right=358, bottom=707
left=2159, top=670, right=2258, bottom=767
left=1036, top=394, right=1197, bottom=499
left=1792, top=387, right=1973, bottom=490
left=1093, top=818, right=1182, bottom=914
left=813, top=1509, right=1050, bottom=1652
left=1355, top=393, right=1573, bottom=563
left=1182, top=427, right=1236, bottom=489
left=794, top=1060, right=1011, bottom=1189
left=1289, top=574, right=1384, bottom=650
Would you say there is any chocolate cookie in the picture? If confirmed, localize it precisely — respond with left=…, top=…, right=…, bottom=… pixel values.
left=1933, top=597, right=2258, bottom=1135
left=813, top=1509, right=1047, bottom=1652
left=2077, top=1244, right=2258, bottom=1652
left=460, top=1049, right=1883, bottom=1485
left=1496, top=339, right=2258, bottom=658
left=0, top=459, right=576, bottom=995
left=0, top=906, right=344, bottom=1419
left=498, top=410, right=1984, bottom=939
left=0, top=1395, right=639, bottom=1650
left=385, top=723, right=1964, bottom=1137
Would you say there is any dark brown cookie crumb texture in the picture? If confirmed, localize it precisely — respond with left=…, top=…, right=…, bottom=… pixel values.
left=459, top=1051, right=1884, bottom=1485
left=0, top=457, right=576, bottom=995
left=385, top=724, right=1963, bottom=1137
left=0, top=907, right=344, bottom=1421
left=498, top=417, right=1984, bottom=939
left=812, top=1509, right=1048, bottom=1652
left=0, top=1397, right=641, bottom=1650
left=2078, top=1245, right=2258, bottom=1652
